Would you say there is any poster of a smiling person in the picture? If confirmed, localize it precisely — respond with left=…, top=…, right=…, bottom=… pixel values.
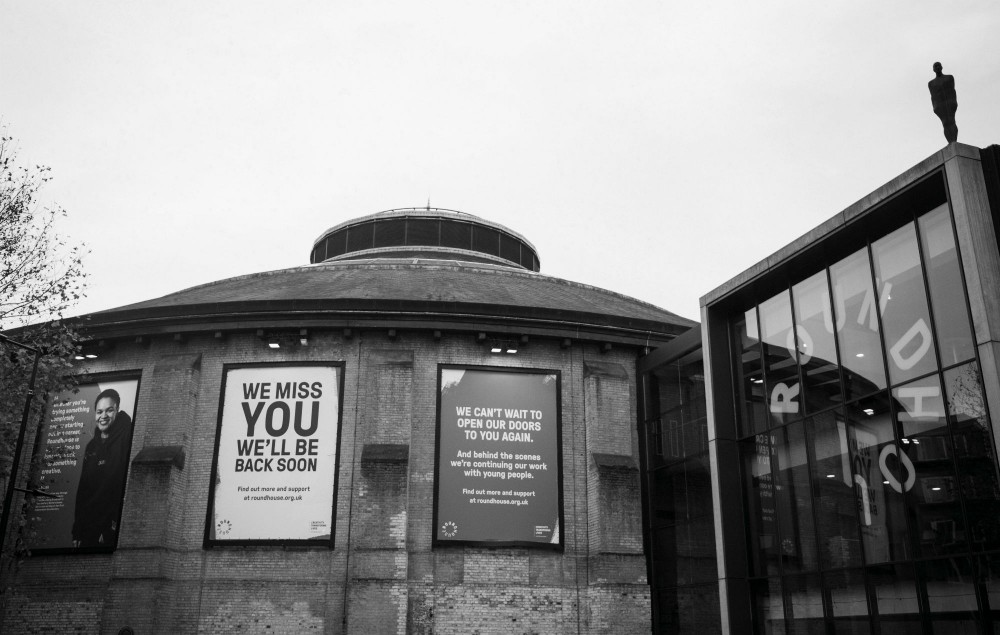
left=27, top=377, right=139, bottom=552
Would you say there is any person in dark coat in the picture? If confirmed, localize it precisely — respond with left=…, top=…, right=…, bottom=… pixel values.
left=72, top=389, right=133, bottom=547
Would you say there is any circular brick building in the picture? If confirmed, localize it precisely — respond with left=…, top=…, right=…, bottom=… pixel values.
left=6, top=207, right=694, bottom=634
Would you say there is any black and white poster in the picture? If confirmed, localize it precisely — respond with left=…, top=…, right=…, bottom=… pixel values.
left=434, top=366, right=562, bottom=548
left=207, top=363, right=342, bottom=544
left=27, top=376, right=140, bottom=552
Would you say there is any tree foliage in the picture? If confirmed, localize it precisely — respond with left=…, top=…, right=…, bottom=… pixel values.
left=1, top=133, right=86, bottom=329
left=0, top=127, right=87, bottom=564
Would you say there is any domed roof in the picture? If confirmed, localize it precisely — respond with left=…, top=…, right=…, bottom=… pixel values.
left=81, top=208, right=695, bottom=345
left=310, top=207, right=541, bottom=271
left=87, top=258, right=694, bottom=343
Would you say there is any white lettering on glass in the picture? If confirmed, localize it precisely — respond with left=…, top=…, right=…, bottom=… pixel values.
left=857, top=282, right=892, bottom=332
left=879, top=445, right=916, bottom=494
left=853, top=474, right=872, bottom=525
left=896, top=385, right=941, bottom=418
left=787, top=327, right=814, bottom=365
left=769, top=382, right=800, bottom=414
left=821, top=290, right=836, bottom=334
left=888, top=319, right=933, bottom=371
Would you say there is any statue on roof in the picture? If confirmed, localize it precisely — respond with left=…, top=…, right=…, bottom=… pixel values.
left=928, top=62, right=958, bottom=143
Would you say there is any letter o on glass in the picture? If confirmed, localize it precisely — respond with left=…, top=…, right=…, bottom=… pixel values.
left=878, top=444, right=916, bottom=494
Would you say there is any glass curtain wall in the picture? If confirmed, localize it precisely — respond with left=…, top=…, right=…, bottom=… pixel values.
left=642, top=349, right=720, bottom=634
left=732, top=202, right=1000, bottom=633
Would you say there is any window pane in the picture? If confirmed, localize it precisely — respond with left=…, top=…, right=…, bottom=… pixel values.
left=761, top=291, right=801, bottom=427
left=683, top=515, right=718, bottom=584
left=830, top=249, right=887, bottom=399
left=735, top=309, right=768, bottom=436
left=680, top=357, right=708, bottom=456
left=869, top=563, right=921, bottom=635
left=825, top=569, right=871, bottom=635
left=846, top=394, right=910, bottom=564
left=922, top=557, right=978, bottom=633
left=374, top=218, right=406, bottom=247
left=872, top=223, right=937, bottom=384
left=793, top=271, right=843, bottom=413
left=774, top=422, right=819, bottom=573
left=519, top=247, right=535, bottom=270
left=686, top=454, right=714, bottom=521
left=751, top=577, right=786, bottom=635
left=945, top=362, right=1000, bottom=552
left=784, top=574, right=826, bottom=634
left=406, top=218, right=439, bottom=246
left=346, top=222, right=374, bottom=252
left=651, top=462, right=687, bottom=527
left=743, top=434, right=780, bottom=576
left=893, top=376, right=966, bottom=556
left=499, top=232, right=520, bottom=263
left=440, top=221, right=471, bottom=250
left=919, top=204, right=975, bottom=366
left=976, top=554, right=1000, bottom=628
left=654, top=584, right=721, bottom=633
left=326, top=229, right=347, bottom=258
left=806, top=411, right=863, bottom=570
left=655, top=517, right=718, bottom=586
left=472, top=225, right=500, bottom=256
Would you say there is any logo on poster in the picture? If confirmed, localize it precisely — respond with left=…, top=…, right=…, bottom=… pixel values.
left=441, top=521, right=458, bottom=537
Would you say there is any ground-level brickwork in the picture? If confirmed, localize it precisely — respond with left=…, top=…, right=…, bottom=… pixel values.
left=1, top=329, right=652, bottom=633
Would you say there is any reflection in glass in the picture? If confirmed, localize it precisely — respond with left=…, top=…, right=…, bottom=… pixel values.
left=686, top=454, right=714, bottom=522
left=655, top=584, right=721, bottom=633
left=773, top=423, right=819, bottom=573
left=784, top=574, right=825, bottom=634
left=642, top=349, right=720, bottom=635
left=721, top=196, right=1000, bottom=632
left=846, top=394, right=910, bottom=564
left=893, top=376, right=966, bottom=556
left=945, top=362, right=1000, bottom=552
left=751, top=577, right=786, bottom=635
left=651, top=462, right=686, bottom=527
left=761, top=291, right=801, bottom=427
left=869, top=563, right=921, bottom=635
left=647, top=354, right=708, bottom=468
left=806, top=412, right=862, bottom=570
left=743, top=434, right=780, bottom=576
left=923, top=557, right=978, bottom=633
left=872, top=223, right=937, bottom=385
left=736, top=310, right=768, bottom=436
left=825, top=569, right=871, bottom=634
left=830, top=249, right=887, bottom=399
left=919, top=204, right=976, bottom=367
left=679, top=357, right=708, bottom=457
left=976, top=554, right=1000, bottom=627
left=793, top=271, right=843, bottom=414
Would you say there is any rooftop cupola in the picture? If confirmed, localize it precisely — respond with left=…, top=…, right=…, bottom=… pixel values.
left=310, top=207, right=540, bottom=271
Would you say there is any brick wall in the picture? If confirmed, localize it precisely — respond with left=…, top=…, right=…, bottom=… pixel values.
left=1, top=329, right=652, bottom=633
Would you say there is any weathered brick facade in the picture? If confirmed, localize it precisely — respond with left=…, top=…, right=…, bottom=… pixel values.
left=3, top=332, right=651, bottom=633
left=1, top=208, right=693, bottom=633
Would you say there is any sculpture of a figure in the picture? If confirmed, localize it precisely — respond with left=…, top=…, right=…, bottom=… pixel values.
left=928, top=62, right=958, bottom=143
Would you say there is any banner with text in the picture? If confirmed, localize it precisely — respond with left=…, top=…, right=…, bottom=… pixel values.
left=435, top=367, right=561, bottom=546
left=27, top=377, right=139, bottom=552
left=209, top=364, right=341, bottom=543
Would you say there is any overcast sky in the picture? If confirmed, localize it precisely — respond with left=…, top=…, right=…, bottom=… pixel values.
left=2, top=1, right=998, bottom=322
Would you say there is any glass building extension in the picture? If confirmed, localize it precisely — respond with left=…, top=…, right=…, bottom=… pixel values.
left=694, top=144, right=1000, bottom=634
left=735, top=198, right=1000, bottom=633
left=639, top=329, right=719, bottom=634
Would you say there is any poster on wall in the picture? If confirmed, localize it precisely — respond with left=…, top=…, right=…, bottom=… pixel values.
left=434, top=366, right=562, bottom=548
left=206, top=363, right=342, bottom=545
left=27, top=375, right=140, bottom=553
